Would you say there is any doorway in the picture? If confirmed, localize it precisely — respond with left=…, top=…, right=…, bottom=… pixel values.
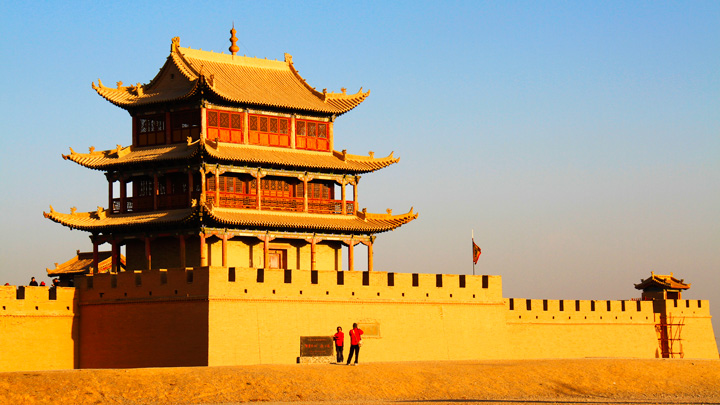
left=268, top=249, right=286, bottom=269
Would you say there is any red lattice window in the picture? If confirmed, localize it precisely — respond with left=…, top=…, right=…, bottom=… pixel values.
left=136, top=115, right=166, bottom=146
left=171, top=110, right=200, bottom=143
left=207, top=109, right=243, bottom=144
left=307, top=182, right=333, bottom=200
left=296, top=119, right=330, bottom=151
left=248, top=113, right=290, bottom=148
left=261, top=178, right=294, bottom=198
left=137, top=178, right=154, bottom=197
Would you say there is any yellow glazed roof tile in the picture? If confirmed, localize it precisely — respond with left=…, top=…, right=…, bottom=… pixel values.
left=42, top=205, right=417, bottom=234
left=205, top=205, right=418, bottom=233
left=93, top=37, right=368, bottom=115
left=43, top=207, right=197, bottom=231
left=634, top=272, right=691, bottom=290
left=47, top=251, right=124, bottom=276
left=62, top=139, right=398, bottom=173
left=62, top=142, right=200, bottom=170
left=203, top=140, right=399, bottom=173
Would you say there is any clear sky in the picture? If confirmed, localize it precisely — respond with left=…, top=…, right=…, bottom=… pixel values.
left=1, top=2, right=719, bottom=347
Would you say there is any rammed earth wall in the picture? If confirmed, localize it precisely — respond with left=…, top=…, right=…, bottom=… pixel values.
left=1, top=267, right=717, bottom=371
left=0, top=286, right=79, bottom=372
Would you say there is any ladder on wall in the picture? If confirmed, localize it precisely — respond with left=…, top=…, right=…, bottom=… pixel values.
left=656, top=314, right=685, bottom=358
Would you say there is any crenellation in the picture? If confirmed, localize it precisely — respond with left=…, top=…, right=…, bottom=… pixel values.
left=506, top=298, right=655, bottom=324
left=208, top=267, right=502, bottom=302
left=666, top=299, right=711, bottom=318
left=0, top=286, right=77, bottom=313
left=77, top=268, right=210, bottom=303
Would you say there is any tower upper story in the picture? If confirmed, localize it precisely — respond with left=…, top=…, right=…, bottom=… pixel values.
left=45, top=32, right=417, bottom=237
left=92, top=36, right=368, bottom=152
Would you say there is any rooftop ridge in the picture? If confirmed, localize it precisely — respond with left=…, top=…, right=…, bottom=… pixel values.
left=180, top=46, right=289, bottom=70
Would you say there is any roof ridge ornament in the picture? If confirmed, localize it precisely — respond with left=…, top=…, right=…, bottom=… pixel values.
left=171, top=36, right=180, bottom=52
left=229, top=24, right=239, bottom=56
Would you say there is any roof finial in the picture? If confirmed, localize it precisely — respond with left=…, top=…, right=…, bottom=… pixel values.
left=229, top=23, right=239, bottom=56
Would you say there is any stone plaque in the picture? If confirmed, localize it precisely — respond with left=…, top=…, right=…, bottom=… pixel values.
left=300, top=336, right=333, bottom=357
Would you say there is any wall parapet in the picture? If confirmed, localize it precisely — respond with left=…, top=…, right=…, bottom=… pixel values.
left=72, top=267, right=504, bottom=304
left=209, top=267, right=503, bottom=302
left=505, top=298, right=656, bottom=324
left=76, top=267, right=209, bottom=304
left=0, top=286, right=77, bottom=316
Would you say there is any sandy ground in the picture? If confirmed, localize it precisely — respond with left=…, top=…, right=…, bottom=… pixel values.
left=1, top=359, right=720, bottom=404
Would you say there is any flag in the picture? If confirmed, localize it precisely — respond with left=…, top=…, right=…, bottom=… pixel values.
left=472, top=239, right=481, bottom=264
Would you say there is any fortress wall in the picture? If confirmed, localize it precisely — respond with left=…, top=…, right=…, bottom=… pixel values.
left=503, top=298, right=660, bottom=358
left=663, top=299, right=718, bottom=359
left=0, top=286, right=78, bottom=372
left=76, top=269, right=210, bottom=368
left=205, top=267, right=507, bottom=365
left=5, top=268, right=715, bottom=370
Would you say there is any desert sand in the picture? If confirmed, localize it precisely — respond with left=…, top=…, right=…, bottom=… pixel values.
left=1, top=358, right=719, bottom=404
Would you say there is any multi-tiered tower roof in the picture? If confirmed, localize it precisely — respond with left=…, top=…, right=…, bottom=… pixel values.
left=45, top=32, right=416, bottom=274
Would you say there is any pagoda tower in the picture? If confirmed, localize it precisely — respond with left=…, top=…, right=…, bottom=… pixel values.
left=45, top=32, right=416, bottom=274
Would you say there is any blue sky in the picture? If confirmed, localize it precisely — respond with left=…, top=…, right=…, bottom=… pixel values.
left=1, top=1, right=719, bottom=344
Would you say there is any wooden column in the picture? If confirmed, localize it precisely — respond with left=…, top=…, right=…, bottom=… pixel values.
left=256, top=233, right=275, bottom=269
left=360, top=238, right=375, bottom=272
left=222, top=234, right=228, bottom=267
left=214, top=169, right=220, bottom=206
left=200, top=167, right=206, bottom=204
left=243, top=111, right=249, bottom=145
left=165, top=111, right=172, bottom=144
left=92, top=237, right=99, bottom=274
left=108, top=178, right=114, bottom=213
left=256, top=174, right=262, bottom=210
left=200, top=232, right=208, bottom=267
left=255, top=170, right=265, bottom=210
left=144, top=237, right=152, bottom=270
left=187, top=171, right=194, bottom=206
left=341, top=179, right=347, bottom=215
left=311, top=238, right=317, bottom=271
left=303, top=178, right=309, bottom=212
left=132, top=116, right=138, bottom=146
left=120, top=178, right=127, bottom=213
left=111, top=239, right=119, bottom=273
left=263, top=237, right=269, bottom=268
left=367, top=240, right=374, bottom=272
left=153, top=173, right=159, bottom=211
left=290, top=115, right=296, bottom=149
left=179, top=235, right=186, bottom=269
left=344, top=237, right=359, bottom=271
left=348, top=242, right=355, bottom=271
left=200, top=106, right=206, bottom=141
left=352, top=180, right=358, bottom=214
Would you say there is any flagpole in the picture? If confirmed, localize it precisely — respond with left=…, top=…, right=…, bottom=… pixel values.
left=472, top=229, right=475, bottom=276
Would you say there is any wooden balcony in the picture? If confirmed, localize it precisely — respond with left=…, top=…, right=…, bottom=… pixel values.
left=113, top=193, right=354, bottom=215
left=210, top=192, right=355, bottom=215
left=112, top=192, right=200, bottom=213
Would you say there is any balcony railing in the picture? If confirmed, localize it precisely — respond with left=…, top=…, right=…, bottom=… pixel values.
left=308, top=199, right=354, bottom=215
left=113, top=193, right=354, bottom=215
left=112, top=192, right=200, bottom=213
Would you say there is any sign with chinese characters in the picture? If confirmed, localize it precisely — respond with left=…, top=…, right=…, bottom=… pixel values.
left=300, top=336, right=333, bottom=357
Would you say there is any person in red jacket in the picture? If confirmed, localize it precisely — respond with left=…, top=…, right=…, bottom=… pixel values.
left=332, top=326, right=344, bottom=363
left=346, top=323, right=363, bottom=365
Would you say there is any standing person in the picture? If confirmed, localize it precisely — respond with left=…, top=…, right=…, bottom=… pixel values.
left=346, top=323, right=364, bottom=365
left=29, top=277, right=38, bottom=286
left=333, top=326, right=344, bottom=364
